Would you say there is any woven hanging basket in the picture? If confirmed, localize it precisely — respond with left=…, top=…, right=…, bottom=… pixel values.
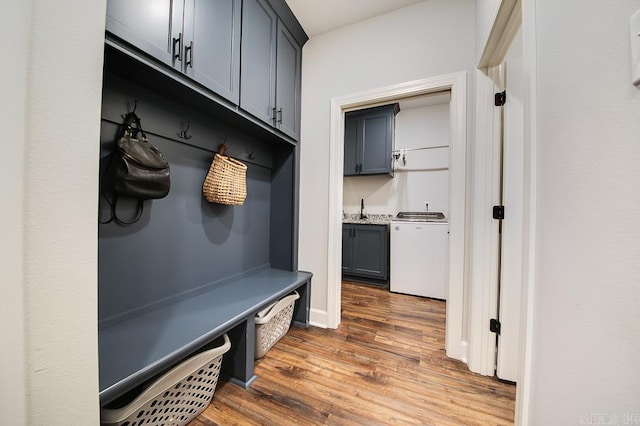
left=202, top=144, right=247, bottom=205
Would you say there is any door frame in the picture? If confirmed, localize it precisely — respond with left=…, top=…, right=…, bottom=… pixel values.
left=326, top=72, right=468, bottom=361
left=469, top=0, right=524, bottom=376
left=475, top=0, right=538, bottom=424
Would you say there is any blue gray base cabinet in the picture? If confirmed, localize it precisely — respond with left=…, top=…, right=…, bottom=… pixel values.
left=344, top=103, right=400, bottom=177
left=342, top=224, right=389, bottom=284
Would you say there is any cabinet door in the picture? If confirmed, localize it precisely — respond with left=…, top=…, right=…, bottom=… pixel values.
left=343, top=116, right=359, bottom=176
left=183, top=0, right=241, bottom=104
left=352, top=225, right=388, bottom=279
left=342, top=225, right=353, bottom=274
left=106, top=0, right=184, bottom=69
left=240, top=0, right=277, bottom=126
left=360, top=112, right=392, bottom=175
left=275, top=21, right=301, bottom=140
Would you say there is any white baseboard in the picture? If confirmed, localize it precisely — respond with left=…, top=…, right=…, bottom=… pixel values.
left=309, top=308, right=329, bottom=328
left=460, top=340, right=469, bottom=364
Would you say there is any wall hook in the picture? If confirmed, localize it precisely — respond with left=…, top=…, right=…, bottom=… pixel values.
left=122, top=100, right=138, bottom=121
left=247, top=147, right=255, bottom=160
left=177, top=121, right=192, bottom=140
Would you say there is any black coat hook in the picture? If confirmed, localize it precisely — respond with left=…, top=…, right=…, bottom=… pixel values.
left=121, top=100, right=139, bottom=121
left=247, top=147, right=255, bottom=160
left=177, top=121, right=192, bottom=140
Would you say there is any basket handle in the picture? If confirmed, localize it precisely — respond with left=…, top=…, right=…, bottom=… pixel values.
left=218, top=143, right=227, bottom=156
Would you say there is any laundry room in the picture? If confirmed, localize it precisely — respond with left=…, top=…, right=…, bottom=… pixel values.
left=341, top=90, right=451, bottom=298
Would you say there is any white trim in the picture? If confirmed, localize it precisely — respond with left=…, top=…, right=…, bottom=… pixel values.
left=327, top=72, right=468, bottom=361
left=309, top=308, right=329, bottom=329
left=515, top=0, right=537, bottom=423
left=492, top=2, right=522, bottom=66
left=467, top=67, right=502, bottom=375
left=478, top=0, right=520, bottom=68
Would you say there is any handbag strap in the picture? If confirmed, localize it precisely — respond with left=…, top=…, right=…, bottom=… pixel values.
left=99, top=193, right=145, bottom=226
left=122, top=112, right=147, bottom=140
left=112, top=197, right=144, bottom=225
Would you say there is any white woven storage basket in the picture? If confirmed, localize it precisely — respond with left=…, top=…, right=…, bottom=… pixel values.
left=254, top=292, right=300, bottom=359
left=100, top=334, right=231, bottom=426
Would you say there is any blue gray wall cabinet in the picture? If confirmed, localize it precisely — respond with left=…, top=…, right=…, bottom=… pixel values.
left=344, top=104, right=400, bottom=177
left=241, top=0, right=302, bottom=140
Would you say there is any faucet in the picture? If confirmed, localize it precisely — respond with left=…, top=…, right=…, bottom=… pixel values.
left=360, top=198, right=366, bottom=219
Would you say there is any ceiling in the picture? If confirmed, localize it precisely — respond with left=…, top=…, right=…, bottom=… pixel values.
left=284, top=0, right=426, bottom=38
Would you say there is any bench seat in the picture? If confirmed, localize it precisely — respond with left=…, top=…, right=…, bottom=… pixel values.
left=99, top=267, right=312, bottom=405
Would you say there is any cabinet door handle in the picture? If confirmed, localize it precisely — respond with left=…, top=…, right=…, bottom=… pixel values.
left=272, top=107, right=277, bottom=125
left=276, top=108, right=283, bottom=124
left=173, top=33, right=183, bottom=62
left=185, top=41, right=194, bottom=68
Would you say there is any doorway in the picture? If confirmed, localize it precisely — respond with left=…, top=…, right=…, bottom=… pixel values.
left=326, top=72, right=468, bottom=362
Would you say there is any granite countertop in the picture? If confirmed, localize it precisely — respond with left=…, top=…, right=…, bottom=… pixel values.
left=342, top=213, right=392, bottom=225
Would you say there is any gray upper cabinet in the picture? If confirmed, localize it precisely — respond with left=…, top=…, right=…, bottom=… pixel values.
left=106, top=0, right=183, bottom=68
left=240, top=0, right=277, bottom=127
left=275, top=23, right=301, bottom=140
left=183, top=0, right=242, bottom=104
left=344, top=117, right=359, bottom=176
left=241, top=0, right=301, bottom=141
left=344, top=104, right=400, bottom=177
left=106, top=0, right=241, bottom=104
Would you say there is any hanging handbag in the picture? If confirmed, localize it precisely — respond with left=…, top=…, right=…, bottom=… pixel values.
left=202, top=143, right=247, bottom=206
left=100, top=112, right=171, bottom=225
left=113, top=113, right=170, bottom=200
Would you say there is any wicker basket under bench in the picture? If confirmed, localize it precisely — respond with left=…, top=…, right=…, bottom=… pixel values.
left=99, top=268, right=312, bottom=407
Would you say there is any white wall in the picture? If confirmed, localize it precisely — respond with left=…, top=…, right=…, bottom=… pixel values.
left=0, top=1, right=106, bottom=424
left=343, top=102, right=450, bottom=217
left=299, top=0, right=476, bottom=323
left=527, top=0, right=640, bottom=423
left=0, top=2, right=30, bottom=423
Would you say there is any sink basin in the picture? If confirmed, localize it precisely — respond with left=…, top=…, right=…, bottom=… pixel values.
left=395, top=211, right=445, bottom=221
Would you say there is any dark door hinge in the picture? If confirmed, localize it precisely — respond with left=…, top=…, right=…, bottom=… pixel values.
left=493, top=205, right=505, bottom=220
left=494, top=90, right=506, bottom=106
left=490, top=318, right=501, bottom=335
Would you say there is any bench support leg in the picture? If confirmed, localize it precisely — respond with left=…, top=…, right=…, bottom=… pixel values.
left=222, top=318, right=257, bottom=388
left=293, top=278, right=311, bottom=328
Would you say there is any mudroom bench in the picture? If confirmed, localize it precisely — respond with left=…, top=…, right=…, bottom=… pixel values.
left=98, top=268, right=311, bottom=406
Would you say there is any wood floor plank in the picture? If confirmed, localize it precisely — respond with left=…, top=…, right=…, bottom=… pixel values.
left=198, top=281, right=515, bottom=425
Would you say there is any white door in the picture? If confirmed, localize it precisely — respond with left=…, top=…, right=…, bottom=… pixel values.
left=496, top=26, right=524, bottom=382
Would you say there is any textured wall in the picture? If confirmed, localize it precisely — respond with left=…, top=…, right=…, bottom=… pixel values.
left=1, top=0, right=106, bottom=424
left=529, top=0, right=640, bottom=423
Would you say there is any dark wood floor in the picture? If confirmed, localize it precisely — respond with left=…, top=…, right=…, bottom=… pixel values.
left=195, top=281, right=515, bottom=425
